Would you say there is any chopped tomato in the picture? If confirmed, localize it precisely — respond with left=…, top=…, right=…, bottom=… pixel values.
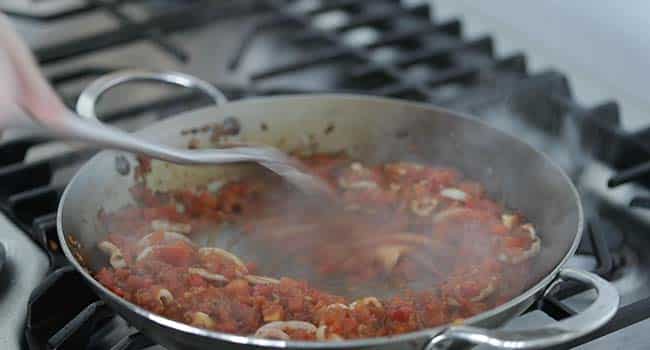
left=187, top=274, right=207, bottom=287
left=503, top=235, right=533, bottom=249
left=126, top=275, right=153, bottom=289
left=198, top=191, right=219, bottom=209
left=466, top=198, right=501, bottom=215
left=389, top=306, right=413, bottom=322
left=155, top=241, right=195, bottom=266
left=287, top=295, right=304, bottom=313
left=491, top=223, right=509, bottom=235
left=424, top=167, right=460, bottom=190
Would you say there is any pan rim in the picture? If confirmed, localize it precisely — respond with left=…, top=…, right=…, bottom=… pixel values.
left=57, top=93, right=585, bottom=348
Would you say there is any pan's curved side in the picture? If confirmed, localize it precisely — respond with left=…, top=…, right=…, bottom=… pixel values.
left=57, top=94, right=584, bottom=350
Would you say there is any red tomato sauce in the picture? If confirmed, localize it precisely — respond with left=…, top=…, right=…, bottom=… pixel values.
left=94, top=154, right=540, bottom=340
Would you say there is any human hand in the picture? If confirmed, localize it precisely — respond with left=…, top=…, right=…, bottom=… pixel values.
left=0, top=13, right=67, bottom=131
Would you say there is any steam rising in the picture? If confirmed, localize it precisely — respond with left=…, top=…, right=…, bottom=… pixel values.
left=97, top=102, right=580, bottom=304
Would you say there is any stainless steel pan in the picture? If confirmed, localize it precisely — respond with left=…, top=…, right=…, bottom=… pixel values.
left=57, top=70, right=619, bottom=350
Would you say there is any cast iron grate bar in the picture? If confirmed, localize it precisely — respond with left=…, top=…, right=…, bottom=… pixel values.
left=366, top=20, right=462, bottom=49
left=0, top=137, right=51, bottom=167
left=87, top=0, right=188, bottom=62
left=250, top=47, right=356, bottom=80
left=0, top=149, right=94, bottom=199
left=548, top=297, right=650, bottom=350
left=537, top=296, right=576, bottom=320
left=227, top=15, right=298, bottom=70
left=630, top=197, right=650, bottom=209
left=33, top=0, right=265, bottom=64
left=515, top=73, right=650, bottom=205
left=370, top=83, right=425, bottom=100
left=49, top=66, right=122, bottom=86
left=230, top=0, right=466, bottom=103
left=8, top=185, right=63, bottom=227
left=289, top=3, right=430, bottom=44
left=588, top=221, right=615, bottom=278
left=245, top=19, right=463, bottom=81
left=301, top=0, right=380, bottom=16
left=608, top=162, right=650, bottom=188
left=349, top=36, right=494, bottom=78
left=1, top=0, right=148, bottom=21
left=426, top=65, right=479, bottom=87
left=494, top=53, right=527, bottom=73
left=3, top=1, right=102, bottom=21
left=110, top=332, right=156, bottom=350
left=509, top=71, right=648, bottom=170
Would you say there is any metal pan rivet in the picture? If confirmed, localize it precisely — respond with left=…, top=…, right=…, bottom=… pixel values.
left=115, top=155, right=131, bottom=175
left=222, top=116, right=241, bottom=135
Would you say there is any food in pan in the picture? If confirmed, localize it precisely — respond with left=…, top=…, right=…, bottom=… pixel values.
left=95, top=153, right=541, bottom=341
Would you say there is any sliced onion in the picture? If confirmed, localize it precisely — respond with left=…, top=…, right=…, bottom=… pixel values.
left=191, top=312, right=215, bottom=328
left=207, top=180, right=224, bottom=193
left=136, top=231, right=192, bottom=250
left=498, top=223, right=541, bottom=264
left=136, top=246, right=154, bottom=262
left=469, top=278, right=496, bottom=302
left=255, top=321, right=318, bottom=340
left=500, top=213, right=519, bottom=229
left=522, top=223, right=537, bottom=238
left=245, top=275, right=280, bottom=285
left=156, top=288, right=174, bottom=304
left=109, top=255, right=127, bottom=269
left=375, top=244, right=411, bottom=272
left=339, top=179, right=379, bottom=190
left=432, top=208, right=474, bottom=224
left=188, top=267, right=228, bottom=282
left=151, top=220, right=192, bottom=234
left=198, top=247, right=248, bottom=274
left=255, top=327, right=290, bottom=340
left=316, top=325, right=327, bottom=341
left=410, top=197, right=438, bottom=216
left=326, top=303, right=350, bottom=310
left=350, top=297, right=382, bottom=309
left=440, top=188, right=468, bottom=201
left=98, top=241, right=127, bottom=269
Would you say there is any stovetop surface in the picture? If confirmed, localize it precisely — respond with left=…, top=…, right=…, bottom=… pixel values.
left=1, top=1, right=649, bottom=349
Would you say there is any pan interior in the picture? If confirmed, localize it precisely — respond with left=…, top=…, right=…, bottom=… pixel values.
left=59, top=95, right=581, bottom=331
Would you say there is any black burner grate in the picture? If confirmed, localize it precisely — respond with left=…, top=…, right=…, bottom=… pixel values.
left=2, top=0, right=649, bottom=349
left=30, top=0, right=266, bottom=64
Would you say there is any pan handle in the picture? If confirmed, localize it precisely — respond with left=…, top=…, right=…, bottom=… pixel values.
left=75, top=69, right=227, bottom=120
left=424, top=268, right=618, bottom=350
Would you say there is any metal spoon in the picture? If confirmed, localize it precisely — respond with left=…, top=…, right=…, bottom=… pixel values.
left=14, top=104, right=330, bottom=194
left=0, top=14, right=330, bottom=195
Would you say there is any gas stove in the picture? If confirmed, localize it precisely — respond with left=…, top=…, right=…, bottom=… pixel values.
left=1, top=1, right=650, bottom=349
